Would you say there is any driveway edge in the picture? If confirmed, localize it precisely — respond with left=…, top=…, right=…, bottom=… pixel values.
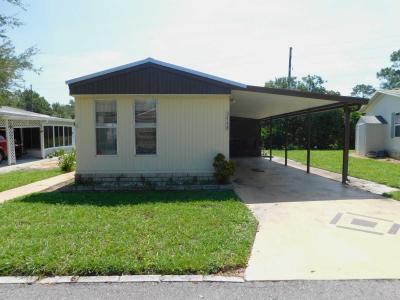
left=0, top=275, right=245, bottom=284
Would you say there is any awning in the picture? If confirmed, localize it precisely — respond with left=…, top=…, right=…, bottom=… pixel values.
left=0, top=106, right=74, bottom=122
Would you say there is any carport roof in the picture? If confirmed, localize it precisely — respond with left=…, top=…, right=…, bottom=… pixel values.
left=0, top=106, right=74, bottom=122
left=230, top=86, right=367, bottom=119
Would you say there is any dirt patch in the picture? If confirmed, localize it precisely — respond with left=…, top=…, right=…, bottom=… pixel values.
left=28, top=160, right=59, bottom=170
left=216, top=267, right=245, bottom=277
left=350, top=153, right=400, bottom=164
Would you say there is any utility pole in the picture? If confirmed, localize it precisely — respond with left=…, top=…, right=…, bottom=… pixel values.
left=288, top=46, right=293, bottom=89
left=30, top=84, right=33, bottom=112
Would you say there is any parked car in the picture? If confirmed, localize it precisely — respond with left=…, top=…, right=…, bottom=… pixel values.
left=0, top=135, right=23, bottom=162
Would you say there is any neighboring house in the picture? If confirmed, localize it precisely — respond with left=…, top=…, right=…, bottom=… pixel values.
left=66, top=58, right=365, bottom=184
left=0, top=106, right=75, bottom=165
left=356, top=89, right=400, bottom=159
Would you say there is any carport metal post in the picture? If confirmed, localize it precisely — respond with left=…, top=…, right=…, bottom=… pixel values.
left=306, top=112, right=311, bottom=173
left=342, top=104, right=350, bottom=184
left=269, top=118, right=272, bottom=161
left=284, top=117, right=288, bottom=166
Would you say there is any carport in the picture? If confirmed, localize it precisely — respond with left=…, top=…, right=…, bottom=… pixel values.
left=229, top=86, right=368, bottom=184
left=0, top=106, right=75, bottom=166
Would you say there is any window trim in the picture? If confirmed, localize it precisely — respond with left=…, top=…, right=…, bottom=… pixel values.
left=133, top=99, right=158, bottom=156
left=395, top=112, right=400, bottom=138
left=94, top=100, right=118, bottom=156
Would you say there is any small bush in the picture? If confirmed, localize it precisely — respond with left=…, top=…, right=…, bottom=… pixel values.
left=48, top=149, right=65, bottom=158
left=58, top=150, right=76, bottom=172
left=213, top=153, right=235, bottom=184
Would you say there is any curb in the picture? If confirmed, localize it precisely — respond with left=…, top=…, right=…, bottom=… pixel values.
left=0, top=275, right=245, bottom=284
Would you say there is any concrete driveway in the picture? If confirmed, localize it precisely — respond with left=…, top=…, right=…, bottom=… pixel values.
left=233, top=158, right=400, bottom=280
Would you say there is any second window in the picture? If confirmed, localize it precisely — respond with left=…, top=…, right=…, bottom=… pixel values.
left=135, top=99, right=157, bottom=155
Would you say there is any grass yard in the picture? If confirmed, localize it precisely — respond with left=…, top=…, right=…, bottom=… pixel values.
left=0, top=191, right=257, bottom=276
left=272, top=150, right=400, bottom=189
left=0, top=169, right=64, bottom=192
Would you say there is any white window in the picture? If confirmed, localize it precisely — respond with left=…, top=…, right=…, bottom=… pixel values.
left=395, top=113, right=400, bottom=137
left=134, top=99, right=157, bottom=155
left=95, top=101, right=117, bottom=155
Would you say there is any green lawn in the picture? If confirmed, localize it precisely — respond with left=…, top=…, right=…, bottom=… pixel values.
left=0, top=169, right=64, bottom=192
left=0, top=191, right=257, bottom=276
left=272, top=150, right=400, bottom=189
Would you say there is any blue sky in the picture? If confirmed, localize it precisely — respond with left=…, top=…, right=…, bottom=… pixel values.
left=2, top=0, right=400, bottom=104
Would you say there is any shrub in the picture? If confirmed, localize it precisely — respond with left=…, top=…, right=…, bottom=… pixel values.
left=58, top=149, right=76, bottom=172
left=48, top=149, right=65, bottom=158
left=213, top=153, right=235, bottom=184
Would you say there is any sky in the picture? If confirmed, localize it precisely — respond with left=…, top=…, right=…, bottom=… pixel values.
left=2, top=0, right=400, bottom=104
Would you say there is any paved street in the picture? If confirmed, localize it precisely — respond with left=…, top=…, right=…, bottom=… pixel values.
left=1, top=280, right=400, bottom=300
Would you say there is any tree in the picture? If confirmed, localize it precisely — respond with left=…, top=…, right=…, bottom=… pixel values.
left=266, top=75, right=339, bottom=95
left=0, top=0, right=38, bottom=102
left=52, top=99, right=75, bottom=119
left=351, top=84, right=376, bottom=98
left=263, top=75, right=359, bottom=150
left=377, top=49, right=400, bottom=89
left=15, top=89, right=52, bottom=115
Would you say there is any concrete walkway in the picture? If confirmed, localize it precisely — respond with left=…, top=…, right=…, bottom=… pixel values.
left=0, top=172, right=75, bottom=204
left=233, top=158, right=400, bottom=281
left=272, top=156, right=399, bottom=195
left=0, top=157, right=59, bottom=174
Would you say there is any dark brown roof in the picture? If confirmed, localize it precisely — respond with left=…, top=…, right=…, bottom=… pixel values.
left=67, top=58, right=245, bottom=95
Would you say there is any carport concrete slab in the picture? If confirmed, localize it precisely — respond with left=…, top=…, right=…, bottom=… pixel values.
left=234, top=158, right=400, bottom=280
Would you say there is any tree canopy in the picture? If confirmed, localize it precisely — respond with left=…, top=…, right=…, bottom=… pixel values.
left=0, top=0, right=39, bottom=104
left=266, top=75, right=339, bottom=95
left=351, top=84, right=376, bottom=98
left=377, top=49, right=400, bottom=89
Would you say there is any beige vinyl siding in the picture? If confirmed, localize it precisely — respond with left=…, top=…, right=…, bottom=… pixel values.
left=74, top=94, right=230, bottom=174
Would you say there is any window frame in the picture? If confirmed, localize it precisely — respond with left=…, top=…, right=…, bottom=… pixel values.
left=134, top=99, right=158, bottom=156
left=44, top=125, right=54, bottom=149
left=64, top=126, right=72, bottom=146
left=54, top=126, right=60, bottom=147
left=94, top=100, right=118, bottom=156
left=395, top=112, right=400, bottom=138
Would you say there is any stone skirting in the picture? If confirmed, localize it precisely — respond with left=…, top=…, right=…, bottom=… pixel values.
left=388, top=150, right=400, bottom=160
left=66, top=172, right=233, bottom=191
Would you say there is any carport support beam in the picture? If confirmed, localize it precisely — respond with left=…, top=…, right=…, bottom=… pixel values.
left=342, top=105, right=350, bottom=184
left=306, top=113, right=311, bottom=173
left=5, top=119, right=16, bottom=166
left=269, top=118, right=272, bottom=161
left=284, top=117, right=288, bottom=166
left=40, top=124, right=45, bottom=159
